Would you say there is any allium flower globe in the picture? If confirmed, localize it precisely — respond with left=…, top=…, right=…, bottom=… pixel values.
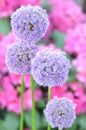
left=31, top=49, right=71, bottom=87
left=11, top=5, right=49, bottom=42
left=6, top=42, right=38, bottom=74
left=44, top=97, right=76, bottom=130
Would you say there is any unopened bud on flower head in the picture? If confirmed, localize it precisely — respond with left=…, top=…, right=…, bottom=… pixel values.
left=44, top=97, right=76, bottom=130
left=31, top=49, right=71, bottom=87
left=6, top=42, right=38, bottom=74
left=11, top=5, right=49, bottom=42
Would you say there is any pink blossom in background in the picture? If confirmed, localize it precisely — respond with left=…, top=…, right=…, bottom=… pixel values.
left=0, top=32, right=17, bottom=73
left=19, top=0, right=41, bottom=6
left=0, top=0, right=41, bottom=18
left=51, top=82, right=86, bottom=114
left=65, top=24, right=86, bottom=54
left=49, top=0, right=70, bottom=7
left=73, top=52, right=86, bottom=85
left=73, top=52, right=86, bottom=73
left=0, top=0, right=19, bottom=18
left=0, top=75, right=42, bottom=114
left=0, top=33, right=3, bottom=41
left=50, top=0, right=85, bottom=33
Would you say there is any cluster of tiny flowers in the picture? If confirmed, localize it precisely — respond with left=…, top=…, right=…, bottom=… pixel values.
left=11, top=5, right=49, bottom=42
left=5, top=4, right=76, bottom=130
left=44, top=97, right=76, bottom=130
left=6, top=5, right=49, bottom=74
left=31, top=49, right=71, bottom=87
left=6, top=42, right=38, bottom=74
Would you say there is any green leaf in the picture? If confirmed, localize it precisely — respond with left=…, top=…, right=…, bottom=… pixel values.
left=36, top=99, right=46, bottom=109
left=3, top=112, right=19, bottom=130
left=0, top=86, right=3, bottom=91
left=25, top=110, right=41, bottom=129
left=51, top=30, right=66, bottom=49
left=78, top=114, right=86, bottom=130
left=67, top=66, right=77, bottom=82
left=41, top=0, right=51, bottom=11
left=0, top=120, right=6, bottom=130
left=42, top=116, right=47, bottom=128
left=0, top=18, right=11, bottom=35
left=37, top=40, right=47, bottom=45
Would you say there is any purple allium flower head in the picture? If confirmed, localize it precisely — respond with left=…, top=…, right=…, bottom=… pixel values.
left=11, top=5, right=49, bottom=42
left=31, top=49, right=71, bottom=87
left=44, top=97, right=76, bottom=130
left=6, top=42, right=38, bottom=74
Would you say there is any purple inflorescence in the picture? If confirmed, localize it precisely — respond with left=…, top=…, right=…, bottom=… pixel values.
left=31, top=49, right=71, bottom=87
left=11, top=5, right=49, bottom=42
left=6, top=42, right=38, bottom=74
left=44, top=97, right=76, bottom=130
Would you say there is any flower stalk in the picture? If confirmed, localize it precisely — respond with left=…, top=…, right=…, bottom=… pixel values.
left=30, top=75, right=36, bottom=130
left=20, top=74, right=24, bottom=130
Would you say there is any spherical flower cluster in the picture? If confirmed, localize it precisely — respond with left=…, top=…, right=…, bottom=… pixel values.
left=65, top=24, right=86, bottom=54
left=51, top=82, right=86, bottom=114
left=50, top=0, right=85, bottom=33
left=31, top=49, right=71, bottom=87
left=44, top=97, right=76, bottom=130
left=11, top=5, right=49, bottom=42
left=6, top=42, right=38, bottom=74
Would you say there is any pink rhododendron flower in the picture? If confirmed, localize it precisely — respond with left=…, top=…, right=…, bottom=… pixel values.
left=49, top=0, right=70, bottom=7
left=73, top=52, right=86, bottom=73
left=51, top=82, right=86, bottom=114
left=0, top=75, right=42, bottom=114
left=0, top=33, right=3, bottom=41
left=19, top=0, right=41, bottom=6
left=0, top=0, right=41, bottom=18
left=50, top=0, right=85, bottom=33
left=65, top=24, right=86, bottom=54
left=76, top=72, right=86, bottom=85
left=0, top=32, right=17, bottom=73
left=73, top=52, right=86, bottom=85
left=0, top=0, right=19, bottom=17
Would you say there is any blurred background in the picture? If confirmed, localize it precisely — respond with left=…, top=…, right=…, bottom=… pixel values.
left=0, top=0, right=86, bottom=130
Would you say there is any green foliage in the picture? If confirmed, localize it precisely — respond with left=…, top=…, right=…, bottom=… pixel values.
left=36, top=99, right=46, bottom=109
left=67, top=66, right=77, bottom=82
left=78, top=114, right=86, bottom=130
left=25, top=110, right=42, bottom=129
left=0, top=112, right=19, bottom=130
left=0, top=18, right=11, bottom=35
left=41, top=0, right=51, bottom=11
left=0, top=86, right=3, bottom=91
left=51, top=30, right=66, bottom=49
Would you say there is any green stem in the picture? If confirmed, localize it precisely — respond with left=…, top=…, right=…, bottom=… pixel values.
left=30, top=75, right=36, bottom=130
left=20, top=74, right=24, bottom=130
left=48, top=87, right=51, bottom=130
